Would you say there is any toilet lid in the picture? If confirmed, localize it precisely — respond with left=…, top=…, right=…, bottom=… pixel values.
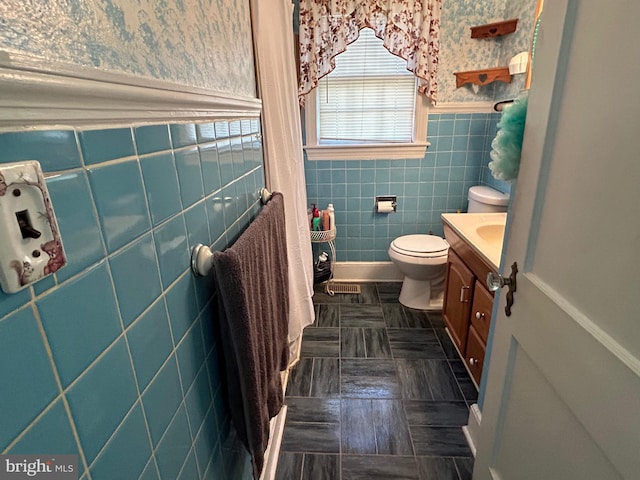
left=391, top=235, right=448, bottom=257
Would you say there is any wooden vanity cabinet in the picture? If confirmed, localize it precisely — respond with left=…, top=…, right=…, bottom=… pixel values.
left=465, top=325, right=486, bottom=385
left=442, top=250, right=474, bottom=354
left=442, top=223, right=497, bottom=387
left=470, top=280, right=493, bottom=343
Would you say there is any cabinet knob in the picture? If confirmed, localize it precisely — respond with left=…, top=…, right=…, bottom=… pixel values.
left=475, top=311, right=485, bottom=320
left=469, top=357, right=478, bottom=366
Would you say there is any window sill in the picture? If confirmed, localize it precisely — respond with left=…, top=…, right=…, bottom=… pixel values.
left=304, top=142, right=430, bottom=161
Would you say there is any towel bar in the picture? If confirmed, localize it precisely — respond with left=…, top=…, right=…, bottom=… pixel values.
left=191, top=243, right=213, bottom=277
left=191, top=186, right=273, bottom=277
left=260, top=187, right=272, bottom=205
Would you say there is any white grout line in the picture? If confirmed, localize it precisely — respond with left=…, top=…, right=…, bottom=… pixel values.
left=81, top=154, right=141, bottom=171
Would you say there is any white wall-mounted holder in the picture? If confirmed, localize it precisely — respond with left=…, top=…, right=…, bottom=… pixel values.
left=509, top=51, right=530, bottom=75
left=0, top=161, right=66, bottom=293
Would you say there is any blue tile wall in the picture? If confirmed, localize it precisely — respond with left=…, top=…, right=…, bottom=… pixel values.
left=88, top=160, right=152, bottom=253
left=142, top=356, right=184, bottom=447
left=140, top=460, right=161, bottom=480
left=126, top=299, right=174, bottom=391
left=154, top=215, right=190, bottom=289
left=66, top=338, right=139, bottom=464
left=109, top=234, right=163, bottom=327
left=90, top=404, right=151, bottom=480
left=37, top=264, right=122, bottom=387
left=0, top=307, right=59, bottom=449
left=46, top=172, right=106, bottom=283
left=174, top=147, right=205, bottom=208
left=79, top=128, right=136, bottom=165
left=0, top=130, right=82, bottom=171
left=8, top=399, right=78, bottom=456
left=306, top=112, right=504, bottom=261
left=172, top=123, right=200, bottom=148
left=140, top=152, right=183, bottom=226
left=134, top=125, right=172, bottom=155
left=0, top=119, right=264, bottom=480
left=155, top=405, right=193, bottom=480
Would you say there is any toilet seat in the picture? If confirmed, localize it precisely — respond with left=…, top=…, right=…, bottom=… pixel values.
left=390, top=235, right=448, bottom=258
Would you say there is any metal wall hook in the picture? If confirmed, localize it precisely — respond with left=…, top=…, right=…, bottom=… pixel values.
left=487, top=262, right=518, bottom=316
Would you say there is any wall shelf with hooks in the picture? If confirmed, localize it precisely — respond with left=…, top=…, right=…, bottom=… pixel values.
left=470, top=19, right=518, bottom=39
left=454, top=67, right=511, bottom=88
left=454, top=19, right=518, bottom=89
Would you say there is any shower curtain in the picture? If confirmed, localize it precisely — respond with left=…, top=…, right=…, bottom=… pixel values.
left=250, top=0, right=315, bottom=361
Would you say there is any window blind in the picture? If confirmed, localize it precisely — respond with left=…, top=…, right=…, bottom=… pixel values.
left=317, top=28, right=417, bottom=144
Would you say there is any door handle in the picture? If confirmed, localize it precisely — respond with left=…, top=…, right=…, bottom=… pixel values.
left=486, top=262, right=518, bottom=316
left=460, top=285, right=470, bottom=303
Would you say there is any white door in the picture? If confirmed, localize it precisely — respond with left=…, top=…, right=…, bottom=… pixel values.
left=474, top=1, right=640, bottom=479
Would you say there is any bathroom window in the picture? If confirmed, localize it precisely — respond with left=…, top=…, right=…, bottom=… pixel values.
left=303, top=28, right=429, bottom=161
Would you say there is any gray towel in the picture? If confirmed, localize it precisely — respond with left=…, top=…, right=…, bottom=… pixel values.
left=212, top=192, right=289, bottom=479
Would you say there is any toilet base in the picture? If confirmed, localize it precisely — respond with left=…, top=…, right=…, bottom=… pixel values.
left=398, top=278, right=444, bottom=310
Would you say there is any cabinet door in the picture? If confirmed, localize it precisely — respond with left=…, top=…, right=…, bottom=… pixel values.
left=443, top=250, right=475, bottom=355
left=470, top=280, right=494, bottom=343
left=465, top=325, right=486, bottom=386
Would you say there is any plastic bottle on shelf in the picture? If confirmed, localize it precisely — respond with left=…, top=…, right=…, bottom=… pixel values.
left=322, top=210, right=330, bottom=231
left=311, top=204, right=320, bottom=230
left=327, top=203, right=335, bottom=231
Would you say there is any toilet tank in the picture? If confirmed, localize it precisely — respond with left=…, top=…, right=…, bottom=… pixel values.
left=467, top=186, right=510, bottom=213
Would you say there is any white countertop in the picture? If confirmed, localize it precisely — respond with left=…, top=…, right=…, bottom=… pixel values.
left=441, top=213, right=507, bottom=270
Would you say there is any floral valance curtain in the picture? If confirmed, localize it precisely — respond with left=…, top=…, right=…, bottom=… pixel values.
left=298, top=0, right=442, bottom=106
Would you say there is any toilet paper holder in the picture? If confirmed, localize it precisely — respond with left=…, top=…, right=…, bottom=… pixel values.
left=375, top=195, right=397, bottom=213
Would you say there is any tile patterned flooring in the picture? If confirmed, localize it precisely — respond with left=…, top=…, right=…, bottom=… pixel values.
left=276, top=283, right=477, bottom=480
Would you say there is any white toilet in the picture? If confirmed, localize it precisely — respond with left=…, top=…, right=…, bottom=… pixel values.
left=388, top=234, right=449, bottom=310
left=467, top=185, right=510, bottom=213
left=388, top=186, right=509, bottom=310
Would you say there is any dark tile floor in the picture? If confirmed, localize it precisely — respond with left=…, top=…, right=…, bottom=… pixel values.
left=276, top=283, right=477, bottom=480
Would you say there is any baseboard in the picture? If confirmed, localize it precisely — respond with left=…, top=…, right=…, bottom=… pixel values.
left=333, top=261, right=404, bottom=282
left=462, top=403, right=482, bottom=457
left=444, top=327, right=480, bottom=390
